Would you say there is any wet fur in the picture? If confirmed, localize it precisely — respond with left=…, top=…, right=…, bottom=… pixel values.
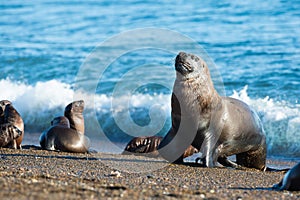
left=40, top=101, right=90, bottom=153
left=159, top=52, right=267, bottom=170
left=64, top=100, right=85, bottom=134
left=0, top=100, right=24, bottom=149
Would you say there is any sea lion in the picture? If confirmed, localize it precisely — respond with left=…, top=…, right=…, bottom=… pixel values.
left=4, top=103, right=24, bottom=149
left=273, top=162, right=300, bottom=191
left=123, top=136, right=163, bottom=157
left=0, top=100, right=24, bottom=149
left=123, top=136, right=198, bottom=161
left=39, top=116, right=90, bottom=153
left=0, top=124, right=22, bottom=148
left=158, top=52, right=267, bottom=170
left=64, top=100, right=84, bottom=134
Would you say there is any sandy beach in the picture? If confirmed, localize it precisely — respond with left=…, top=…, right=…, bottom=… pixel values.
left=0, top=147, right=299, bottom=200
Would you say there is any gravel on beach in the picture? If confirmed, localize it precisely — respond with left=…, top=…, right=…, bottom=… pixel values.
left=0, top=147, right=299, bottom=200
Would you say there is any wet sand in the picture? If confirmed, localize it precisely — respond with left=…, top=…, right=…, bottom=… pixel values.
left=0, top=147, right=299, bottom=200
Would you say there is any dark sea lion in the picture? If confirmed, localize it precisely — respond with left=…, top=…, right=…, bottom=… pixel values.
left=0, top=124, right=22, bottom=148
left=4, top=103, right=24, bottom=149
left=0, top=100, right=24, bottom=149
left=39, top=116, right=90, bottom=153
left=158, top=52, right=267, bottom=170
left=64, top=100, right=85, bottom=134
left=123, top=136, right=198, bottom=161
left=273, top=162, right=300, bottom=191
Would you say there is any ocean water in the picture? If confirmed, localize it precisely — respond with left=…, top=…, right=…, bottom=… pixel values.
left=0, top=0, right=299, bottom=158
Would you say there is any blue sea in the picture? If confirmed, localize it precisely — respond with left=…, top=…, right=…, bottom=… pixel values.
left=0, top=0, right=299, bottom=159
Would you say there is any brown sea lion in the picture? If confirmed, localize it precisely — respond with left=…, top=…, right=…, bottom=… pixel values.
left=4, top=103, right=24, bottom=149
left=64, top=100, right=85, bottom=134
left=39, top=116, right=90, bottom=153
left=123, top=136, right=163, bottom=157
left=273, top=162, right=300, bottom=191
left=123, top=136, right=198, bottom=161
left=158, top=52, right=267, bottom=170
left=0, top=100, right=24, bottom=149
left=0, top=124, right=22, bottom=148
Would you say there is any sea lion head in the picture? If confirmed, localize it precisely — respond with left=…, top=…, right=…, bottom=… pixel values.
left=64, top=100, right=85, bottom=134
left=175, top=52, right=209, bottom=79
left=64, top=100, right=84, bottom=114
left=0, top=100, right=12, bottom=116
left=51, top=116, right=70, bottom=127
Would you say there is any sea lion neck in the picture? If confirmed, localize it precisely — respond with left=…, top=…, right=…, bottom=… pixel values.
left=174, top=68, right=221, bottom=111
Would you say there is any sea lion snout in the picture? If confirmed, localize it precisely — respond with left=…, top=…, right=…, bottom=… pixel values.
left=175, top=52, right=204, bottom=76
left=175, top=52, right=194, bottom=75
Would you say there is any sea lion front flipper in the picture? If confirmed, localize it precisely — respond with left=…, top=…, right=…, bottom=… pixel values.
left=217, top=156, right=240, bottom=168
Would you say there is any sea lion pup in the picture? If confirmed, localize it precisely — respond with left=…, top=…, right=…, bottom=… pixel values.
left=0, top=124, right=22, bottom=148
left=0, top=100, right=24, bottom=149
left=158, top=52, right=267, bottom=170
left=123, top=136, right=198, bottom=161
left=273, top=162, right=300, bottom=191
left=39, top=116, right=90, bottom=153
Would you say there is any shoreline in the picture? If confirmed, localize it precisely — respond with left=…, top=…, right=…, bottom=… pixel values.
left=0, top=148, right=299, bottom=199
left=22, top=133, right=300, bottom=161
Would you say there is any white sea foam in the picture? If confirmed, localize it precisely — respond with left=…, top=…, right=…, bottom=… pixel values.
left=0, top=78, right=171, bottom=133
left=0, top=79, right=299, bottom=157
left=231, top=85, right=300, bottom=157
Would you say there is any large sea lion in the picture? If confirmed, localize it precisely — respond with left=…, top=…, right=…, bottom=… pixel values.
left=39, top=100, right=90, bottom=153
left=123, top=136, right=198, bottom=161
left=158, top=52, right=267, bottom=170
left=0, top=100, right=24, bottom=149
left=273, top=162, right=300, bottom=191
